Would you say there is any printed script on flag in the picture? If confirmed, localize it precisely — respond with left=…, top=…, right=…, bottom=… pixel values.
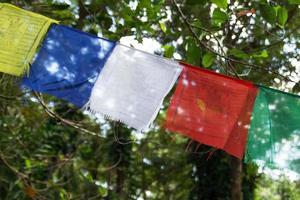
left=0, top=3, right=57, bottom=76
left=165, top=63, right=258, bottom=159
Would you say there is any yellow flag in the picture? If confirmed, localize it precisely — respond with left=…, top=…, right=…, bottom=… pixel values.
left=0, top=3, right=58, bottom=76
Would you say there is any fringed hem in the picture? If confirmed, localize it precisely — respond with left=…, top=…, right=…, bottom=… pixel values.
left=82, top=101, right=146, bottom=132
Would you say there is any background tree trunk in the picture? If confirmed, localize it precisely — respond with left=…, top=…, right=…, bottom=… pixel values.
left=231, top=157, right=243, bottom=200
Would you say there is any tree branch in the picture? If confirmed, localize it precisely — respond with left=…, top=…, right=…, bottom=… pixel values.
left=172, top=0, right=300, bottom=87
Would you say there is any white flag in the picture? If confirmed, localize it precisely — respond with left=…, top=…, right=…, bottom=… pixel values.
left=86, top=44, right=182, bottom=131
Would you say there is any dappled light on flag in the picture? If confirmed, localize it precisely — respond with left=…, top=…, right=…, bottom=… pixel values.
left=165, top=63, right=258, bottom=159
left=246, top=86, right=300, bottom=174
left=86, top=44, right=182, bottom=131
left=22, top=25, right=116, bottom=107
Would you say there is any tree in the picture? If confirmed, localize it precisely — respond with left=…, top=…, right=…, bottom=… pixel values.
left=0, top=0, right=300, bottom=199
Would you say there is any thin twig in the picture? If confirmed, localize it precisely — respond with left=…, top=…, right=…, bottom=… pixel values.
left=33, top=92, right=103, bottom=139
left=0, top=94, right=22, bottom=100
left=113, top=121, right=134, bottom=145
left=0, top=153, right=45, bottom=200
left=101, top=153, right=122, bottom=171
left=0, top=153, right=28, bottom=180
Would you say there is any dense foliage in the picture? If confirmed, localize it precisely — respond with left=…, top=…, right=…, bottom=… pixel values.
left=0, top=0, right=300, bottom=199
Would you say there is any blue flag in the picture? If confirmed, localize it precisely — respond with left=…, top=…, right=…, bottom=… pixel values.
left=22, top=24, right=116, bottom=107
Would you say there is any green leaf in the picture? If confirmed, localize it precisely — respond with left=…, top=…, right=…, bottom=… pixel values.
left=50, top=3, right=70, bottom=10
left=98, top=187, right=108, bottom=197
left=191, top=19, right=202, bottom=28
left=252, top=50, right=269, bottom=58
left=159, top=22, right=167, bottom=33
left=163, top=45, right=175, bottom=58
left=202, top=53, right=215, bottom=67
left=260, top=4, right=277, bottom=24
left=260, top=50, right=269, bottom=58
left=59, top=189, right=68, bottom=199
left=277, top=7, right=288, bottom=27
left=228, top=49, right=249, bottom=59
left=186, top=37, right=202, bottom=65
left=212, top=8, right=228, bottom=25
left=25, top=159, right=31, bottom=169
left=211, top=0, right=228, bottom=9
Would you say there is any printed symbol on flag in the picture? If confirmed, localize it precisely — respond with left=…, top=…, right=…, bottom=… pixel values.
left=0, top=18, right=26, bottom=52
left=196, top=99, right=206, bottom=112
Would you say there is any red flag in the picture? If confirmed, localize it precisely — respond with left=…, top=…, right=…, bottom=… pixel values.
left=165, top=63, right=258, bottom=159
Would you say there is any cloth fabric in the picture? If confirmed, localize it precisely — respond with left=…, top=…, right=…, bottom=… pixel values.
left=86, top=44, right=182, bottom=131
left=245, top=86, right=300, bottom=174
left=0, top=3, right=57, bottom=76
left=22, top=24, right=116, bottom=107
left=165, top=63, right=258, bottom=159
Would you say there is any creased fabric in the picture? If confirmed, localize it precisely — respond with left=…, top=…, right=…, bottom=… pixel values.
left=0, top=3, right=57, bottom=76
left=165, top=63, right=258, bottom=159
left=86, top=44, right=182, bottom=131
left=245, top=86, right=300, bottom=174
left=22, top=25, right=116, bottom=107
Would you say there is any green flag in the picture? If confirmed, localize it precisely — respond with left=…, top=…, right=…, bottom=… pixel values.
left=246, top=86, right=300, bottom=174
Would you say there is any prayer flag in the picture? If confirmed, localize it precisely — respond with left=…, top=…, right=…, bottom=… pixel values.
left=0, top=3, right=57, bottom=76
left=165, top=63, right=258, bottom=159
left=22, top=25, right=116, bottom=107
left=86, top=44, right=182, bottom=131
left=246, top=86, right=300, bottom=174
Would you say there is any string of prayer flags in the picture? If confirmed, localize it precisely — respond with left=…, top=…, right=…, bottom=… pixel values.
left=22, top=25, right=116, bottom=107
left=1, top=3, right=300, bottom=174
left=0, top=3, right=57, bottom=76
left=245, top=86, right=300, bottom=174
left=85, top=44, right=182, bottom=131
left=165, top=63, right=258, bottom=159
